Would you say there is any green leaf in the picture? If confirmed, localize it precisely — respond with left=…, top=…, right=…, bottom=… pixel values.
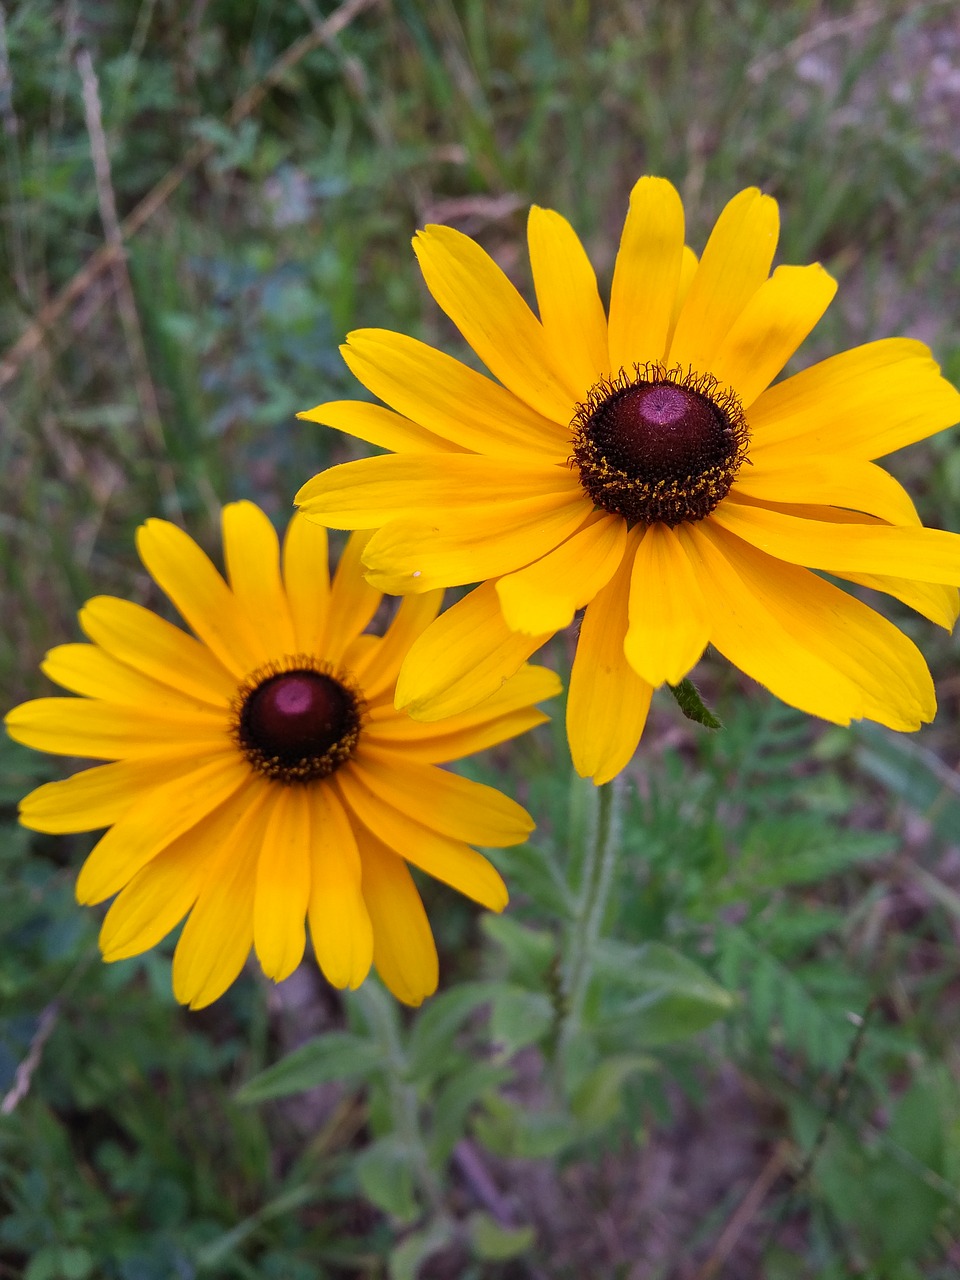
left=388, top=1219, right=455, bottom=1280
left=406, top=981, right=500, bottom=1080
left=593, top=941, right=734, bottom=1046
left=668, top=678, right=722, bottom=729
left=570, top=1053, right=658, bottom=1130
left=429, top=1062, right=512, bottom=1165
left=489, top=986, right=554, bottom=1055
left=467, top=1211, right=536, bottom=1261
left=491, top=839, right=574, bottom=916
left=481, top=914, right=557, bottom=987
left=854, top=723, right=960, bottom=844
left=355, top=1137, right=419, bottom=1223
left=473, top=1095, right=574, bottom=1159
left=234, top=1032, right=381, bottom=1103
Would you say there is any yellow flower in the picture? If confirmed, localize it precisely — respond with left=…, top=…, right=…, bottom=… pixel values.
left=5, top=503, right=557, bottom=1008
left=297, top=178, right=960, bottom=783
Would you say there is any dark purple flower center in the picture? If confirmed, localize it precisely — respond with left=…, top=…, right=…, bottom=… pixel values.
left=571, top=365, right=749, bottom=527
left=234, top=664, right=364, bottom=784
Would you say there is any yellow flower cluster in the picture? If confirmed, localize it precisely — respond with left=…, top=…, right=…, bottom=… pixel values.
left=7, top=177, right=960, bottom=1006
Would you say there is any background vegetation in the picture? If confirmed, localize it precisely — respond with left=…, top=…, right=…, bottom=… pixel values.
left=3, top=0, right=960, bottom=1276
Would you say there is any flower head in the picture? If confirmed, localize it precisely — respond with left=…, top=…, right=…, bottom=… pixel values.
left=297, top=178, right=960, bottom=783
left=5, top=503, right=558, bottom=1007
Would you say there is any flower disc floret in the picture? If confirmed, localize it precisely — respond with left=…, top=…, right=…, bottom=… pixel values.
left=571, top=363, right=749, bottom=527
left=233, top=656, right=365, bottom=783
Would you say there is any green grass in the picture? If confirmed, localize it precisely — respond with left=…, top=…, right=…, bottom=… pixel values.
left=3, top=1, right=960, bottom=1276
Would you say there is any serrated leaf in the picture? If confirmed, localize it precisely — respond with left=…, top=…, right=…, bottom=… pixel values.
left=467, top=1212, right=536, bottom=1261
left=235, top=1032, right=381, bottom=1104
left=355, top=1137, right=419, bottom=1223
left=668, top=678, right=722, bottom=729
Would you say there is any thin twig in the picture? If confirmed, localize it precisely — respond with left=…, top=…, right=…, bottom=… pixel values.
left=77, top=44, right=181, bottom=519
left=0, top=0, right=379, bottom=390
left=1, top=1001, right=59, bottom=1115
left=759, top=997, right=879, bottom=1265
left=692, top=1142, right=790, bottom=1280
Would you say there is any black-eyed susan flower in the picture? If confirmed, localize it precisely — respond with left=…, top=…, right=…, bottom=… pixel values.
left=296, top=178, right=960, bottom=784
left=5, top=502, right=557, bottom=1008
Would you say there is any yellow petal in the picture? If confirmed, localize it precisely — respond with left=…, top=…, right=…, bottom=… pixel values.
left=731, top=456, right=922, bottom=526
left=709, top=263, right=837, bottom=408
left=171, top=784, right=272, bottom=1009
left=323, top=530, right=382, bottom=666
left=365, top=661, right=559, bottom=761
left=666, top=246, right=699, bottom=349
left=668, top=187, right=779, bottom=372
left=338, top=329, right=566, bottom=459
left=307, top=786, right=373, bottom=991
left=413, top=223, right=576, bottom=421
left=282, top=511, right=331, bottom=655
left=298, top=398, right=464, bottom=454
left=680, top=520, right=935, bottom=729
left=496, top=514, right=627, bottom=634
left=222, top=502, right=297, bottom=660
left=99, top=779, right=266, bottom=961
left=352, top=748, right=533, bottom=847
left=528, top=205, right=609, bottom=391
left=19, top=754, right=201, bottom=834
left=748, top=338, right=960, bottom=459
left=396, top=582, right=551, bottom=721
left=135, top=518, right=263, bottom=678
left=336, top=768, right=508, bottom=911
left=625, top=523, right=710, bottom=686
left=366, top=705, right=550, bottom=763
left=5, top=697, right=229, bottom=760
left=608, top=176, right=685, bottom=372
left=79, top=595, right=237, bottom=705
left=75, top=754, right=252, bottom=905
left=358, top=830, right=438, bottom=1007
left=829, top=572, right=959, bottom=631
left=711, top=498, right=960, bottom=585
left=362, top=493, right=591, bottom=595
left=352, top=590, right=444, bottom=701
left=253, top=785, right=311, bottom=982
left=567, top=530, right=654, bottom=784
left=296, top=453, right=578, bottom=529
left=41, top=643, right=230, bottom=715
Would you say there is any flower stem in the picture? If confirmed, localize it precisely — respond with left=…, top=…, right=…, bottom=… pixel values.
left=354, top=981, right=445, bottom=1217
left=555, top=774, right=625, bottom=1090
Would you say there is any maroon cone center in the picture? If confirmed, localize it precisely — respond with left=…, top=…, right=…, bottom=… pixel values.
left=593, top=383, right=725, bottom=478
left=242, top=671, right=353, bottom=762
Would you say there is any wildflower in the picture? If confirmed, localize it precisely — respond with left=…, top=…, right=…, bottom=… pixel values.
left=5, top=503, right=556, bottom=1007
left=297, top=178, right=960, bottom=783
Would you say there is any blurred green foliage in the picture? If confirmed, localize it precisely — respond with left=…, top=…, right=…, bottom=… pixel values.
left=3, top=0, right=960, bottom=1276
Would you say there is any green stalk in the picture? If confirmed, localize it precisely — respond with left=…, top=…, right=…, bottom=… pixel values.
left=555, top=774, right=625, bottom=1089
left=354, top=981, right=445, bottom=1217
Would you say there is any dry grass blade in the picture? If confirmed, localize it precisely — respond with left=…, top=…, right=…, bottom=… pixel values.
left=0, top=0, right=380, bottom=391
